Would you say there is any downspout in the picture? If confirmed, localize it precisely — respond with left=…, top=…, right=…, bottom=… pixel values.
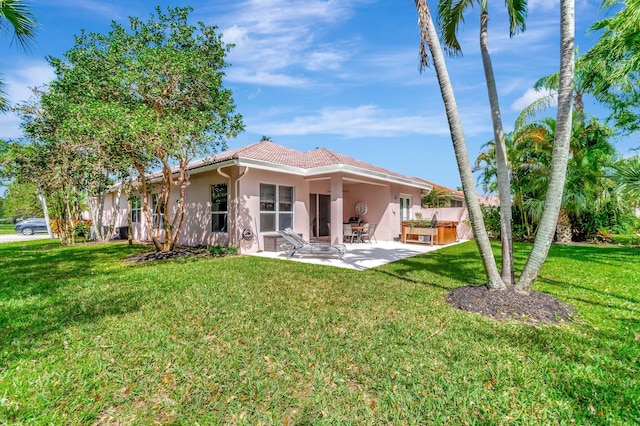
left=217, top=168, right=232, bottom=246
left=236, top=166, right=250, bottom=252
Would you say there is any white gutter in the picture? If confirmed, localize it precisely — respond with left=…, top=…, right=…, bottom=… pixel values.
left=109, top=157, right=432, bottom=194
left=235, top=166, right=250, bottom=252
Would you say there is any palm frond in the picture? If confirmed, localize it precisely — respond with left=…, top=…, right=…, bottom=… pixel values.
left=0, top=74, right=8, bottom=112
left=437, top=0, right=475, bottom=57
left=506, top=0, right=527, bottom=36
left=1, top=0, right=38, bottom=51
left=514, top=93, right=557, bottom=129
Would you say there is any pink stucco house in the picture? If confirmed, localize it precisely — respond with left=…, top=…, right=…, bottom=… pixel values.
left=103, top=140, right=438, bottom=253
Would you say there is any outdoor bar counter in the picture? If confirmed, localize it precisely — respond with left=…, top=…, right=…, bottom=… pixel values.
left=401, top=220, right=458, bottom=245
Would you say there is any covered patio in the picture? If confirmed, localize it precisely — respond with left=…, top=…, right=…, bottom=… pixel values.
left=249, top=240, right=467, bottom=271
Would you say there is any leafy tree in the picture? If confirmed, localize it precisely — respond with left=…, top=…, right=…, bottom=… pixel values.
left=2, top=180, right=42, bottom=220
left=519, top=1, right=639, bottom=136
left=614, top=156, right=640, bottom=204
left=32, top=7, right=243, bottom=251
left=422, top=186, right=452, bottom=208
left=509, top=0, right=575, bottom=293
left=414, top=0, right=505, bottom=289
left=437, top=0, right=527, bottom=285
left=478, top=116, right=619, bottom=242
left=416, top=0, right=575, bottom=293
left=582, top=0, right=640, bottom=135
left=5, top=129, right=88, bottom=244
left=0, top=0, right=37, bottom=112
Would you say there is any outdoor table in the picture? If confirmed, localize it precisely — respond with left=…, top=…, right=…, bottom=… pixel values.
left=351, top=225, right=365, bottom=243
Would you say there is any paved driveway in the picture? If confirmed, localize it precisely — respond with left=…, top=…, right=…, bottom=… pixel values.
left=0, top=234, right=53, bottom=244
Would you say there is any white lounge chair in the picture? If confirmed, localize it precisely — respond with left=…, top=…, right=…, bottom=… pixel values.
left=278, top=228, right=346, bottom=260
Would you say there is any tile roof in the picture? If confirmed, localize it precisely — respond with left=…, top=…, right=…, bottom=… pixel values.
left=190, top=140, right=422, bottom=183
left=412, top=177, right=464, bottom=197
left=413, top=177, right=501, bottom=206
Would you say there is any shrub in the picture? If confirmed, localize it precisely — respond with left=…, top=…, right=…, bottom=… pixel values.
left=208, top=245, right=238, bottom=256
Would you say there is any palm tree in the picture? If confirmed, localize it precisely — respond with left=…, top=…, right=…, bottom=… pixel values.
left=0, top=0, right=37, bottom=112
left=519, top=117, right=615, bottom=242
left=515, top=53, right=593, bottom=130
left=415, top=0, right=505, bottom=289
left=582, top=0, right=640, bottom=135
left=437, top=0, right=527, bottom=285
left=614, top=156, right=640, bottom=205
left=514, top=0, right=575, bottom=293
left=422, top=186, right=452, bottom=208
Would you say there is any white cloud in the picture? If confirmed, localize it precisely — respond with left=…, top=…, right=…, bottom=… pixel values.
left=250, top=104, right=453, bottom=138
left=306, top=50, right=345, bottom=71
left=528, top=0, right=558, bottom=10
left=226, top=69, right=309, bottom=87
left=54, top=0, right=128, bottom=21
left=0, top=114, right=23, bottom=140
left=511, top=87, right=556, bottom=112
left=0, top=59, right=55, bottom=140
left=211, top=0, right=360, bottom=86
left=4, top=61, right=55, bottom=103
left=528, top=0, right=590, bottom=12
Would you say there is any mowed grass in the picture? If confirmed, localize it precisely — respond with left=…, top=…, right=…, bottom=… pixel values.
left=0, top=240, right=638, bottom=425
left=0, top=224, right=16, bottom=235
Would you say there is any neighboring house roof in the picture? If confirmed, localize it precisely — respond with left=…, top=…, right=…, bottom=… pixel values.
left=413, top=177, right=500, bottom=206
left=413, top=177, right=464, bottom=200
left=186, top=140, right=431, bottom=190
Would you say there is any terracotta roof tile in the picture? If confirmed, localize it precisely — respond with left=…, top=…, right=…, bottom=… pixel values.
left=413, top=177, right=464, bottom=197
left=190, top=140, right=420, bottom=183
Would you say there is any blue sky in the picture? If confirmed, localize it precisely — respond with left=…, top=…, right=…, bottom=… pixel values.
left=0, top=0, right=633, bottom=191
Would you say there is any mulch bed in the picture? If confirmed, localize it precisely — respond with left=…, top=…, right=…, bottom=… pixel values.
left=123, top=248, right=208, bottom=263
left=447, top=285, right=575, bottom=324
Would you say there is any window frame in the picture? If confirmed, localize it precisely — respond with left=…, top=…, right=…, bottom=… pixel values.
left=211, top=183, right=228, bottom=233
left=259, top=183, right=294, bottom=232
left=151, top=193, right=165, bottom=229
left=130, top=195, right=141, bottom=223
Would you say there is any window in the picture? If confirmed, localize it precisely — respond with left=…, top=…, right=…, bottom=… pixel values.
left=211, top=183, right=228, bottom=232
left=151, top=193, right=165, bottom=229
left=451, top=200, right=463, bottom=207
left=130, top=196, right=141, bottom=223
left=399, top=196, right=412, bottom=222
left=260, top=183, right=293, bottom=232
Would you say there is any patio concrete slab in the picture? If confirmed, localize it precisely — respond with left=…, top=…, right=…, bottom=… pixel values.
left=249, top=240, right=467, bottom=270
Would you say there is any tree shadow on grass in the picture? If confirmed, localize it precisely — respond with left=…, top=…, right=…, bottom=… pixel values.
left=539, top=276, right=640, bottom=310
left=374, top=244, right=488, bottom=291
left=547, top=243, right=639, bottom=266
left=0, top=241, right=149, bottom=364
left=0, top=240, right=145, bottom=301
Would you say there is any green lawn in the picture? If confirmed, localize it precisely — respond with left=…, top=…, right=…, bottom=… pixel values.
left=0, top=240, right=638, bottom=424
left=0, top=224, right=15, bottom=234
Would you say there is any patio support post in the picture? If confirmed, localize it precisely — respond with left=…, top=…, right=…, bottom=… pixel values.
left=330, top=175, right=344, bottom=246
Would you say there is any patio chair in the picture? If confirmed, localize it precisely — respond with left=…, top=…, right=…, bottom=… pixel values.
left=278, top=228, right=346, bottom=260
left=361, top=223, right=378, bottom=243
left=343, top=223, right=356, bottom=243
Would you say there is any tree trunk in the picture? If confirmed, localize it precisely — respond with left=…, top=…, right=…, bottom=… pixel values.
left=170, top=165, right=190, bottom=251
left=89, top=190, right=106, bottom=241
left=126, top=198, right=133, bottom=245
left=515, top=0, right=575, bottom=293
left=136, top=163, right=163, bottom=251
left=415, top=0, right=505, bottom=289
left=480, top=10, right=514, bottom=286
left=107, top=180, right=124, bottom=241
left=555, top=208, right=572, bottom=243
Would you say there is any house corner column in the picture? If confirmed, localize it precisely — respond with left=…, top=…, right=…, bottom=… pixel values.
left=330, top=175, right=343, bottom=245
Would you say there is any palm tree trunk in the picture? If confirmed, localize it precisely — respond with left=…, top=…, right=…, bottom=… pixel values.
left=515, top=0, right=575, bottom=293
left=480, top=10, right=514, bottom=285
left=415, top=0, right=505, bottom=289
left=555, top=207, right=572, bottom=243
